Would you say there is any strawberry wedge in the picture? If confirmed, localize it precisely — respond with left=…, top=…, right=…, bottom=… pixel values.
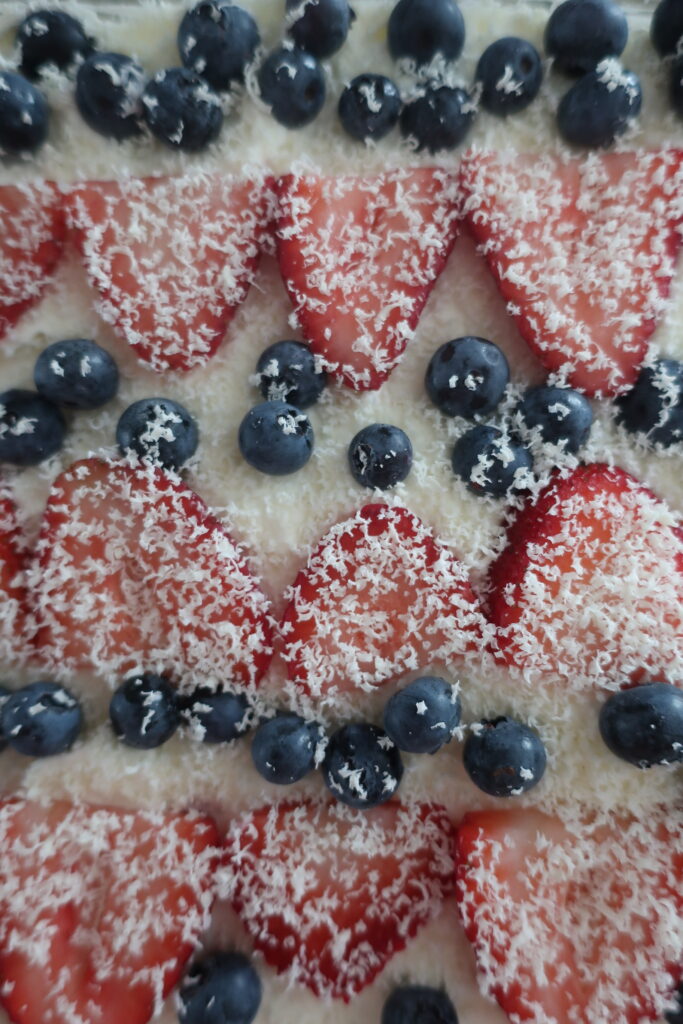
left=0, top=478, right=30, bottom=665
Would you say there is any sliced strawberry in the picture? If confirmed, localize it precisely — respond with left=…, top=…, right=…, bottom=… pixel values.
left=461, top=149, right=683, bottom=396
left=0, top=478, right=30, bottom=664
left=487, top=463, right=683, bottom=689
left=32, top=456, right=274, bottom=689
left=277, top=168, right=460, bottom=390
left=456, top=807, right=683, bottom=1024
left=66, top=172, right=275, bottom=373
left=0, top=799, right=220, bottom=1024
left=225, top=799, right=456, bottom=1001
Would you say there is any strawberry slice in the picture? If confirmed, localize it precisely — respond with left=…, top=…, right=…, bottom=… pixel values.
left=278, top=503, right=486, bottom=707
left=456, top=807, right=683, bottom=1024
left=32, top=456, right=274, bottom=689
left=0, top=799, right=220, bottom=1024
left=460, top=149, right=683, bottom=396
left=66, top=172, right=275, bottom=373
left=487, top=463, right=683, bottom=689
left=277, top=168, right=460, bottom=390
left=224, top=799, right=456, bottom=1001
left=0, top=478, right=30, bottom=664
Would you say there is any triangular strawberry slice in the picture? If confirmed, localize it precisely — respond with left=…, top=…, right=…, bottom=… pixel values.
left=277, top=168, right=460, bottom=390
left=0, top=478, right=30, bottom=665
left=486, top=463, right=683, bottom=689
left=31, top=456, right=274, bottom=689
left=460, top=149, right=683, bottom=397
left=456, top=807, right=683, bottom=1024
left=66, top=172, right=275, bottom=373
left=0, top=799, right=220, bottom=1024
left=224, top=799, right=456, bottom=1001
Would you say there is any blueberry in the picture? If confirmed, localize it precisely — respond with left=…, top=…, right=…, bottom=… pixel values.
left=452, top=425, right=533, bottom=498
left=557, top=61, right=641, bottom=147
left=667, top=984, right=683, bottom=1024
left=286, top=0, right=353, bottom=59
left=425, top=337, right=510, bottom=420
left=322, top=722, right=403, bottom=808
left=116, top=397, right=199, bottom=470
left=598, top=683, right=683, bottom=768
left=399, top=86, right=474, bottom=153
left=0, top=71, right=49, bottom=154
left=255, top=340, right=326, bottom=409
left=348, top=423, right=412, bottom=490
left=257, top=46, right=325, bottom=129
left=141, top=67, right=223, bottom=151
left=178, top=1, right=260, bottom=91
left=382, top=985, right=459, bottom=1024
left=615, top=359, right=683, bottom=448
left=179, top=952, right=261, bottom=1024
left=0, top=686, right=10, bottom=752
left=109, top=673, right=180, bottom=749
left=338, top=73, right=402, bottom=142
left=670, top=55, right=683, bottom=118
left=75, top=52, right=145, bottom=140
left=544, top=0, right=628, bottom=74
left=17, top=10, right=94, bottom=80
left=251, top=713, right=325, bottom=785
left=476, top=37, right=543, bottom=116
left=34, top=338, right=119, bottom=410
left=388, top=0, right=465, bottom=65
left=238, top=400, right=313, bottom=475
left=0, top=389, right=65, bottom=467
left=383, top=677, right=461, bottom=755
left=463, top=717, right=547, bottom=797
left=516, top=385, right=593, bottom=454
left=1, top=681, right=83, bottom=757
left=652, top=0, right=683, bottom=56
left=180, top=688, right=251, bottom=743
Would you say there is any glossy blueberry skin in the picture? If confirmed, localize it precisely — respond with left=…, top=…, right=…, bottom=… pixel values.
left=1, top=682, right=83, bottom=757
left=388, top=0, right=465, bottom=64
left=452, top=425, right=533, bottom=498
left=286, top=0, right=354, bottom=59
left=615, top=359, right=683, bottom=448
left=0, top=686, right=10, bottom=752
left=557, top=64, right=642, bottom=147
left=516, top=385, right=593, bottom=454
left=652, top=0, right=683, bottom=56
left=383, top=677, right=461, bottom=755
left=34, top=338, right=119, bottom=410
left=0, top=71, right=49, bottom=154
left=251, top=713, right=325, bottom=785
left=399, top=86, right=474, bottom=153
left=476, top=37, right=543, bottom=116
left=238, top=400, right=313, bottom=475
left=257, top=46, right=325, bottom=129
left=142, top=67, right=223, bottom=151
left=75, top=52, right=145, bottom=140
left=464, top=717, right=547, bottom=797
left=426, top=337, right=509, bottom=420
left=382, top=985, right=459, bottom=1024
left=322, top=722, right=404, bottom=808
left=255, top=340, right=326, bottom=409
left=666, top=984, right=683, bottom=1024
left=338, top=73, right=402, bottom=142
left=180, top=688, right=251, bottom=744
left=671, top=55, right=683, bottom=119
left=110, top=673, right=180, bottom=749
left=117, top=397, right=199, bottom=470
left=544, top=0, right=628, bottom=74
left=178, top=1, right=260, bottom=90
left=348, top=424, right=413, bottom=490
left=599, top=683, right=683, bottom=768
left=17, top=10, right=94, bottom=80
left=179, top=952, right=262, bottom=1024
left=0, top=389, right=65, bottom=467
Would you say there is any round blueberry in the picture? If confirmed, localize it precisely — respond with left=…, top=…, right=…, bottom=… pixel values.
left=0, top=71, right=49, bottom=154
left=1, top=681, right=83, bottom=758
left=516, top=386, right=593, bottom=454
left=399, top=86, right=474, bottom=153
left=0, top=389, right=65, bottom=467
left=388, top=0, right=465, bottom=65
left=338, top=73, right=402, bottom=143
left=348, top=423, right=412, bottom=490
left=452, top=425, right=533, bottom=498
left=382, top=985, right=459, bottom=1024
left=141, top=67, right=223, bottom=151
left=255, top=340, right=326, bottom=409
left=670, top=55, right=683, bottom=119
left=463, top=717, right=547, bottom=797
left=116, top=397, right=199, bottom=470
left=425, top=337, right=510, bottom=420
left=653, top=0, right=683, bottom=56
left=178, top=1, right=260, bottom=91
left=599, top=683, right=683, bottom=768
left=383, top=677, right=461, bottom=755
left=0, top=686, right=10, bottom=752
left=257, top=46, right=325, bottom=129
left=179, top=951, right=261, bottom=1024
left=251, top=713, right=325, bottom=785
left=180, top=688, right=251, bottom=744
left=545, top=0, right=628, bottom=74
left=667, top=984, right=683, bottom=1024
left=109, top=673, right=180, bottom=749
left=476, top=37, right=543, bottom=116
left=557, top=61, right=641, bottom=148
left=238, top=400, right=313, bottom=475
left=75, top=52, right=145, bottom=140
left=322, top=722, right=404, bottom=808
left=34, top=338, right=119, bottom=410
left=17, top=10, right=94, bottom=80
left=615, top=359, right=683, bottom=448
left=286, top=0, right=354, bottom=59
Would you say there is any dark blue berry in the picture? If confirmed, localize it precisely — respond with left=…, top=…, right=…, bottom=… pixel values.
left=670, top=55, right=683, bottom=118
left=0, top=686, right=10, bottom=752
left=348, top=423, right=412, bottom=490
left=652, top=0, right=683, bottom=56
left=516, top=386, right=593, bottom=454
left=179, top=952, right=261, bottom=1024
left=1, top=681, right=83, bottom=757
left=615, top=359, right=683, bottom=448
left=667, top=984, right=683, bottom=1024
left=180, top=688, right=251, bottom=743
left=338, top=73, right=402, bottom=142
left=383, top=677, right=461, bottom=755
left=109, top=673, right=180, bottom=749
left=545, top=0, right=628, bottom=74
left=382, top=985, right=459, bottom=1024
left=255, top=340, right=326, bottom=409
left=141, top=67, right=223, bottom=151
left=17, top=10, right=94, bottom=80
left=599, top=683, right=683, bottom=768
left=399, top=86, right=474, bottom=153
left=425, top=337, right=509, bottom=420
left=116, top=397, right=199, bottom=470
left=238, top=400, right=313, bottom=475
left=388, top=0, right=465, bottom=65
left=452, top=425, right=533, bottom=498
left=257, top=46, right=325, bottom=129
left=34, top=338, right=119, bottom=410
left=322, top=722, right=403, bottom=808
left=476, top=37, right=543, bottom=116
left=557, top=62, right=641, bottom=147
left=0, top=71, right=49, bottom=154
left=286, top=0, right=354, bottom=59
left=0, top=390, right=65, bottom=467
left=463, top=717, right=547, bottom=797
left=251, top=713, right=325, bottom=785
left=178, top=1, right=260, bottom=91
left=75, top=52, right=145, bottom=140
